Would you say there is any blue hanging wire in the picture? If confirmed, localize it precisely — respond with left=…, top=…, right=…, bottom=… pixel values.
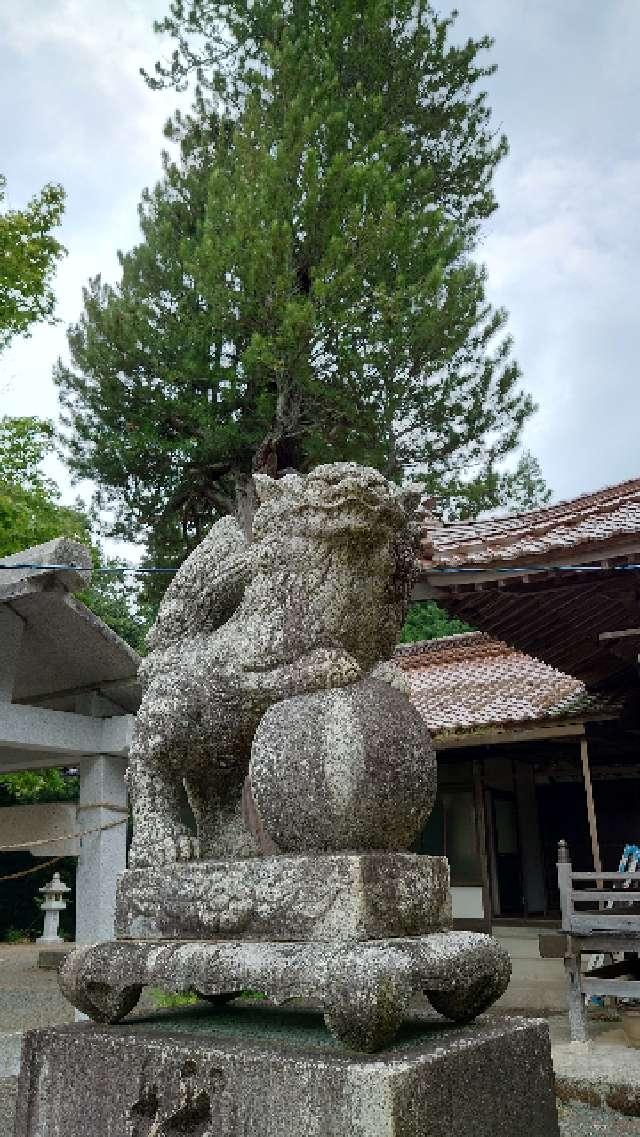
left=0, top=562, right=177, bottom=573
left=2, top=561, right=640, bottom=576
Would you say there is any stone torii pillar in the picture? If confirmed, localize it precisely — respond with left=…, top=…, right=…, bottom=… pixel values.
left=75, top=694, right=129, bottom=945
left=74, top=756, right=128, bottom=943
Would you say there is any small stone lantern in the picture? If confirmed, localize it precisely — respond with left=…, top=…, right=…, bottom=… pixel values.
left=36, top=872, right=71, bottom=944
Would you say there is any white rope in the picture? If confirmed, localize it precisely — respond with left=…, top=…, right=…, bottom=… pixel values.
left=0, top=815, right=127, bottom=852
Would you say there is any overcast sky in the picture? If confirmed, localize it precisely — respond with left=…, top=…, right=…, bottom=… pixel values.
left=1, top=0, right=639, bottom=544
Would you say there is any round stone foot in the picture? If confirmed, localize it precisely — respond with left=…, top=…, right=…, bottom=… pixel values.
left=194, top=991, right=240, bottom=1007
left=76, top=981, right=142, bottom=1024
left=323, top=998, right=405, bottom=1052
left=324, top=949, right=412, bottom=1051
left=59, top=944, right=142, bottom=1024
left=426, top=968, right=510, bottom=1024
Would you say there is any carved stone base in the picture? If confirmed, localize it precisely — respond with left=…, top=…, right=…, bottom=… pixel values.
left=14, top=1006, right=559, bottom=1137
left=59, top=932, right=511, bottom=1052
left=115, top=854, right=451, bottom=942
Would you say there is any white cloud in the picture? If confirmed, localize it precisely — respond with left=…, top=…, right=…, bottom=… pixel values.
left=0, top=2, right=178, bottom=182
left=478, top=151, right=640, bottom=498
left=484, top=155, right=640, bottom=297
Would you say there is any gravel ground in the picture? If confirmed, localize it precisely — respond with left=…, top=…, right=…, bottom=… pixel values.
left=559, top=1103, right=640, bottom=1136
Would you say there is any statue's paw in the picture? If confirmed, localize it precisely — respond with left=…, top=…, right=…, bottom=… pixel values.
left=368, top=660, right=411, bottom=696
left=161, top=831, right=200, bottom=864
left=129, top=830, right=199, bottom=869
left=306, top=647, right=362, bottom=689
left=255, top=648, right=361, bottom=698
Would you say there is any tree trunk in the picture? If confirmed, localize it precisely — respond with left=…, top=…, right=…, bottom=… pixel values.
left=386, top=427, right=402, bottom=483
left=235, top=472, right=258, bottom=541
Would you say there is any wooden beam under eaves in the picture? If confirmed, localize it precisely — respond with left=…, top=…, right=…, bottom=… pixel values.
left=434, top=721, right=588, bottom=750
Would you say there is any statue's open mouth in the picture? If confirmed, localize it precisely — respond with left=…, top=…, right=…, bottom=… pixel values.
left=319, top=489, right=387, bottom=514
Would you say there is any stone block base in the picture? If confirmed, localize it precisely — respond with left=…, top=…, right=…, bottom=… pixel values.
left=115, top=854, right=451, bottom=942
left=14, top=1005, right=559, bottom=1137
left=58, top=931, right=511, bottom=1051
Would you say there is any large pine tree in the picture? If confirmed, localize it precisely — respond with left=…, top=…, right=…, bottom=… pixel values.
left=56, top=1, right=542, bottom=559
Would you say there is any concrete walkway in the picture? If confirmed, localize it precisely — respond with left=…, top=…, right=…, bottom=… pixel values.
left=550, top=1015, right=640, bottom=1115
left=493, top=925, right=568, bottom=1012
left=0, top=944, right=74, bottom=1078
left=0, top=944, right=75, bottom=1134
left=0, top=945, right=74, bottom=1034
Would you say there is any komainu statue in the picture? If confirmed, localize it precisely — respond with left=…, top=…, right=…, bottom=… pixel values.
left=60, top=461, right=511, bottom=1053
left=127, top=463, right=428, bottom=867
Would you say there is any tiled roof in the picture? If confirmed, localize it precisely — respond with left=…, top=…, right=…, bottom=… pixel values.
left=395, top=632, right=615, bottom=737
left=418, top=477, right=640, bottom=571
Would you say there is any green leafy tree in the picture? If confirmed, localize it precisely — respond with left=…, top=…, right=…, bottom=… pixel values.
left=414, top=449, right=552, bottom=521
left=78, top=560, right=155, bottom=655
left=56, top=0, right=545, bottom=557
left=0, top=176, right=66, bottom=353
left=499, top=451, right=551, bottom=513
left=0, top=769, right=78, bottom=805
left=0, top=416, right=89, bottom=554
left=58, top=107, right=222, bottom=568
left=400, top=601, right=473, bottom=644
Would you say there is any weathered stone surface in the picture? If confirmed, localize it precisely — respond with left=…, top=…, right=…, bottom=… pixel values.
left=0, top=1076, right=17, bottom=1137
left=55, top=461, right=513, bottom=1057
left=116, top=854, right=451, bottom=943
left=14, top=1006, right=559, bottom=1137
left=126, top=464, right=424, bottom=867
left=59, top=932, right=511, bottom=1051
left=0, top=537, right=91, bottom=597
left=249, top=681, right=436, bottom=852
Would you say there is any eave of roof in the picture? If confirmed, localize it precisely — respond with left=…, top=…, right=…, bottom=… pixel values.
left=1, top=539, right=140, bottom=710
left=412, top=479, right=640, bottom=692
left=417, top=476, right=640, bottom=575
left=395, top=632, right=621, bottom=741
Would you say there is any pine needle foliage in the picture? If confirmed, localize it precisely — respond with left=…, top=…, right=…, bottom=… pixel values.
left=56, top=1, right=542, bottom=561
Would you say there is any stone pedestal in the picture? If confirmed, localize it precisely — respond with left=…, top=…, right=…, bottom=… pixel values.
left=58, top=929, right=512, bottom=1052
left=115, top=854, right=452, bottom=942
left=59, top=855, right=511, bottom=1052
left=14, top=1004, right=559, bottom=1137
